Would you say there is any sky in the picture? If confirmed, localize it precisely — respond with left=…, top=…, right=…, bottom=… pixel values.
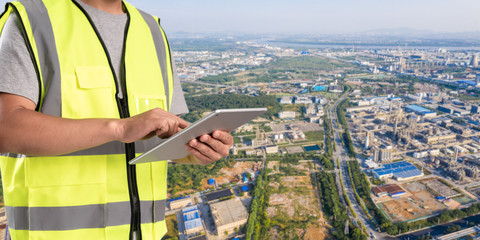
left=1, top=0, right=479, bottom=35
left=134, top=0, right=480, bottom=34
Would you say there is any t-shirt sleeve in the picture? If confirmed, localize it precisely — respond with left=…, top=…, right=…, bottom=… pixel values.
left=0, top=14, right=40, bottom=105
left=169, top=60, right=189, bottom=116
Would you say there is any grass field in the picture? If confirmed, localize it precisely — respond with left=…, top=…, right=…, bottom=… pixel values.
left=162, top=214, right=179, bottom=240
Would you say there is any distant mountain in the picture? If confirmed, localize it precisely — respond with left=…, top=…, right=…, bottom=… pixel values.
left=357, top=28, right=480, bottom=40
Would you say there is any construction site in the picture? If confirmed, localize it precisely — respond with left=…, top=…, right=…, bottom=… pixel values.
left=373, top=178, right=470, bottom=223
left=201, top=161, right=263, bottom=190
left=266, top=161, right=328, bottom=240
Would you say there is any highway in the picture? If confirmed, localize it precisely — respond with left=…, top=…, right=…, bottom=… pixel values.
left=328, top=93, right=393, bottom=239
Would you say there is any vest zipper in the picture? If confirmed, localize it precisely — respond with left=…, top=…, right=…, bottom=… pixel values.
left=71, top=1, right=141, bottom=239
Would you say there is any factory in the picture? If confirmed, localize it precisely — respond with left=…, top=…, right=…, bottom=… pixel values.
left=210, top=198, right=248, bottom=236
left=372, top=184, right=407, bottom=198
left=182, top=205, right=204, bottom=236
left=372, top=161, right=424, bottom=181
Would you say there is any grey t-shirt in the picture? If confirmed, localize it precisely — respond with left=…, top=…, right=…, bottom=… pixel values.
left=0, top=0, right=188, bottom=115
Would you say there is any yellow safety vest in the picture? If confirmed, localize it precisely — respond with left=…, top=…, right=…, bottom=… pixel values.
left=0, top=0, right=175, bottom=239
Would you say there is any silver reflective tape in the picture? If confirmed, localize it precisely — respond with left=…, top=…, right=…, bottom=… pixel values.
left=20, top=0, right=62, bottom=116
left=138, top=10, right=170, bottom=110
left=106, top=201, right=131, bottom=227
left=5, top=206, right=28, bottom=230
left=30, top=204, right=105, bottom=230
left=140, top=199, right=166, bottom=224
left=135, top=10, right=173, bottom=155
left=153, top=198, right=166, bottom=223
left=6, top=200, right=166, bottom=231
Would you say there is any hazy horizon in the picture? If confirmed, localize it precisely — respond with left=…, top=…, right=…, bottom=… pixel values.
left=1, top=0, right=479, bottom=35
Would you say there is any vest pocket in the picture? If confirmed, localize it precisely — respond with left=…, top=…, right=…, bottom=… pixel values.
left=132, top=94, right=167, bottom=116
left=62, top=66, right=119, bottom=119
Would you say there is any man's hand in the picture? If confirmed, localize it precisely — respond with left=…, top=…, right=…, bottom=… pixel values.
left=115, top=108, right=189, bottom=143
left=182, top=130, right=233, bottom=166
left=0, top=93, right=190, bottom=156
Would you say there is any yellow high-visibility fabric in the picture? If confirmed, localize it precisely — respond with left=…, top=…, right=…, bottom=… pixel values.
left=0, top=0, right=172, bottom=239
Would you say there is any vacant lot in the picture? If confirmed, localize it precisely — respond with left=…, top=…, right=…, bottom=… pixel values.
left=200, top=161, right=261, bottom=190
left=267, top=162, right=328, bottom=239
left=378, top=181, right=449, bottom=223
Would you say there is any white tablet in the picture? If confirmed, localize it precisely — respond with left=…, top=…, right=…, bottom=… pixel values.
left=129, top=108, right=267, bottom=164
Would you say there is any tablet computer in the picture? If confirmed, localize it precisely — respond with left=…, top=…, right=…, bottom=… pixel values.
left=129, top=108, right=267, bottom=164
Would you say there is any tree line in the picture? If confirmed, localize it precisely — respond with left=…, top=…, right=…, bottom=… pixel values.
left=245, top=166, right=270, bottom=240
left=167, top=158, right=232, bottom=196
left=316, top=171, right=367, bottom=240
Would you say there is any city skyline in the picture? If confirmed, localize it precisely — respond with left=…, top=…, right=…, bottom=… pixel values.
left=0, top=0, right=479, bottom=35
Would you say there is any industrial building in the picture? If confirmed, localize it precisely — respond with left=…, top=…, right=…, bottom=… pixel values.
left=422, top=132, right=456, bottom=144
left=372, top=145, right=394, bottom=163
left=405, top=104, right=437, bottom=117
left=205, top=189, right=233, bottom=203
left=372, top=184, right=407, bottom=198
left=372, top=161, right=424, bottom=181
left=210, top=198, right=248, bottom=236
left=265, top=145, right=279, bottom=154
left=278, top=111, right=296, bottom=119
left=170, top=196, right=192, bottom=210
left=437, top=105, right=470, bottom=115
left=182, top=205, right=203, bottom=235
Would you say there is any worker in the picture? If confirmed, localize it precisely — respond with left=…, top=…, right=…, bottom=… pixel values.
left=0, top=0, right=233, bottom=239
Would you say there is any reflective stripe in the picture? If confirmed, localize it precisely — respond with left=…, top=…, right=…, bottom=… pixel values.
left=20, top=0, right=61, bottom=116
left=0, top=153, right=25, bottom=158
left=6, top=200, right=166, bottom=231
left=138, top=10, right=170, bottom=111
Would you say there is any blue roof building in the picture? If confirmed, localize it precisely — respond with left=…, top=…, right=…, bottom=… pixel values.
left=405, top=105, right=436, bottom=116
left=373, top=161, right=423, bottom=181
left=182, top=205, right=203, bottom=235
left=208, top=178, right=215, bottom=185
left=313, top=86, right=327, bottom=92
left=299, top=89, right=309, bottom=94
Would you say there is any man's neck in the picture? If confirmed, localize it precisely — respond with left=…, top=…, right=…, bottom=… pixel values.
left=79, top=0, right=125, bottom=15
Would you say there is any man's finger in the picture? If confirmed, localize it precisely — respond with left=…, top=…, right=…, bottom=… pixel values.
left=186, top=144, right=215, bottom=165
left=211, top=130, right=233, bottom=145
left=199, top=135, right=230, bottom=157
left=175, top=117, right=190, bottom=129
left=189, top=140, right=222, bottom=160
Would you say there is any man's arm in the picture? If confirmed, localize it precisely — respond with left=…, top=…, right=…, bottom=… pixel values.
left=0, top=93, right=188, bottom=156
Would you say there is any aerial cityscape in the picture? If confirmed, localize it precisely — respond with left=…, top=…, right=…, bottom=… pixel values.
left=153, top=33, right=480, bottom=240
left=0, top=1, right=479, bottom=240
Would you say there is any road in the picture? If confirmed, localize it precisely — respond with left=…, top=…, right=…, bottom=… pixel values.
left=180, top=79, right=228, bottom=88
left=328, top=93, right=392, bottom=239
left=397, top=214, right=480, bottom=240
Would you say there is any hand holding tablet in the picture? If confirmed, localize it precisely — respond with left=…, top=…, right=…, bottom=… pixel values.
left=129, top=108, right=267, bottom=164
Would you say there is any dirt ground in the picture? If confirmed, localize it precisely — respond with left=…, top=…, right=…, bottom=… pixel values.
left=379, top=181, right=448, bottom=223
left=267, top=161, right=280, bottom=173
left=304, top=225, right=328, bottom=240
left=199, top=161, right=261, bottom=190
left=267, top=166, right=329, bottom=239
